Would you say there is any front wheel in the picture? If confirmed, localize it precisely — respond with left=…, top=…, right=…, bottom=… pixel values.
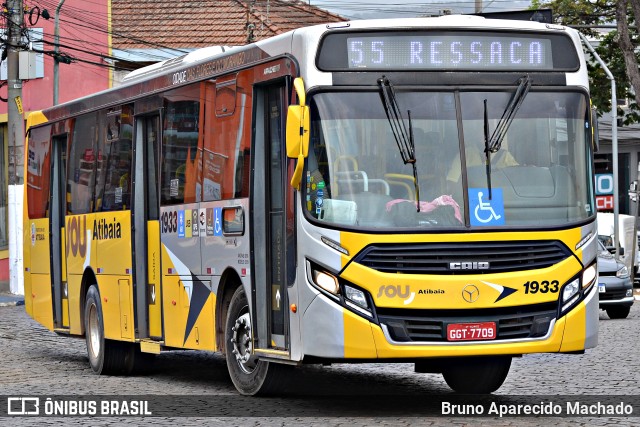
left=442, top=356, right=511, bottom=394
left=224, top=286, right=288, bottom=395
left=84, top=285, right=136, bottom=375
left=606, top=306, right=631, bottom=319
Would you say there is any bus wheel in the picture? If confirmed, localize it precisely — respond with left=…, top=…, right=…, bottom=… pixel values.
left=224, top=286, right=287, bottom=395
left=442, top=356, right=511, bottom=394
left=84, top=285, right=135, bottom=375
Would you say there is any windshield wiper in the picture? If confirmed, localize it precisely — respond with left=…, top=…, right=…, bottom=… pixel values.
left=486, top=74, right=531, bottom=153
left=378, top=75, right=420, bottom=212
left=483, top=99, right=493, bottom=200
left=483, top=75, right=531, bottom=200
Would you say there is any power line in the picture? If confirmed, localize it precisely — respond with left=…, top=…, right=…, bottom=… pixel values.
left=34, top=38, right=143, bottom=67
left=31, top=0, right=189, bottom=57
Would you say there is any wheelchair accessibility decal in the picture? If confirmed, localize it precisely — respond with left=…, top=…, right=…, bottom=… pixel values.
left=213, top=208, right=223, bottom=236
left=469, top=188, right=505, bottom=226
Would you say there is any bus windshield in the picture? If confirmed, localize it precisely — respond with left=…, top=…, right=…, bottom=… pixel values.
left=305, top=90, right=594, bottom=229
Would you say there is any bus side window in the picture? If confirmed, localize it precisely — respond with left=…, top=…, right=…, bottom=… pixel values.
left=94, top=107, right=133, bottom=211
left=234, top=79, right=252, bottom=199
left=68, top=113, right=98, bottom=214
left=26, top=126, right=53, bottom=219
left=160, top=85, right=201, bottom=205
left=100, top=138, right=132, bottom=211
left=203, top=72, right=252, bottom=202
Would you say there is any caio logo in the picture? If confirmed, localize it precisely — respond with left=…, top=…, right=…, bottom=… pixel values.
left=66, top=216, right=87, bottom=258
left=377, top=285, right=416, bottom=305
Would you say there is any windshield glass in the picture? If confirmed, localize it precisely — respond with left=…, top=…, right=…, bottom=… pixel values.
left=305, top=90, right=594, bottom=229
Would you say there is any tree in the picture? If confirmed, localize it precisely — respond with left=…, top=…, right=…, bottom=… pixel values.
left=532, top=0, right=640, bottom=124
left=617, top=0, right=640, bottom=113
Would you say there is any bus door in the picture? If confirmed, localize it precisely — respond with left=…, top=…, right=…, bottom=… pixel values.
left=50, top=134, right=68, bottom=329
left=252, top=81, right=294, bottom=354
left=132, top=113, right=162, bottom=340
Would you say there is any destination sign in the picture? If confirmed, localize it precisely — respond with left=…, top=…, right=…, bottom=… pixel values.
left=317, top=31, right=578, bottom=71
left=348, top=35, right=551, bottom=69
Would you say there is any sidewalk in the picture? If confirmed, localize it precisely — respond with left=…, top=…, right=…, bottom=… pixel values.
left=0, top=294, right=24, bottom=306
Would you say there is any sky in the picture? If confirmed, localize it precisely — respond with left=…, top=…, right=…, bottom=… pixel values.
left=311, top=0, right=534, bottom=20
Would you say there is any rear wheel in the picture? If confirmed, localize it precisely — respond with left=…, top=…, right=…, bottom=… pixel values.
left=84, top=285, right=135, bottom=375
left=606, top=306, right=631, bottom=319
left=224, top=286, right=288, bottom=395
left=442, top=356, right=511, bottom=394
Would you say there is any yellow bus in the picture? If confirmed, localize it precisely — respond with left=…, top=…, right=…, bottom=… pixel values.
left=24, top=16, right=598, bottom=395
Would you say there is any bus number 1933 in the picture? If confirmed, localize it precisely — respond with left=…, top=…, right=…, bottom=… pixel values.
left=523, top=280, right=559, bottom=294
left=161, top=211, right=178, bottom=234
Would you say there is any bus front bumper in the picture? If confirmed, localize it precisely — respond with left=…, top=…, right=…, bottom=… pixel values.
left=301, top=284, right=598, bottom=360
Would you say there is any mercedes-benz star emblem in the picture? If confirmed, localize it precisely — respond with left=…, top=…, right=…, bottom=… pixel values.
left=462, top=284, right=480, bottom=303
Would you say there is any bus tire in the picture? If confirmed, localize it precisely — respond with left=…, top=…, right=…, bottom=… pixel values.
left=442, top=356, right=511, bottom=394
left=224, top=286, right=288, bottom=395
left=606, top=306, right=630, bottom=319
left=84, top=284, right=135, bottom=375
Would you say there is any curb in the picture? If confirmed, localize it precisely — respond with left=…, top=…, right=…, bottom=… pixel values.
left=0, top=301, right=25, bottom=307
left=0, top=296, right=25, bottom=307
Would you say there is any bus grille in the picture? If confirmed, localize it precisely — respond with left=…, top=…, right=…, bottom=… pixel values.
left=353, top=241, right=572, bottom=274
left=378, top=303, right=557, bottom=343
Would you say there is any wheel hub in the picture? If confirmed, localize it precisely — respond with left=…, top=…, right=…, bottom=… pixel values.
left=88, top=303, right=100, bottom=358
left=231, top=313, right=256, bottom=373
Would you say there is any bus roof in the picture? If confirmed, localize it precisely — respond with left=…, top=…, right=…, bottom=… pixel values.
left=37, top=15, right=578, bottom=124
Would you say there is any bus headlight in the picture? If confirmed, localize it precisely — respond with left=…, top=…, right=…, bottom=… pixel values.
left=344, top=284, right=372, bottom=316
left=560, top=264, right=597, bottom=316
left=561, top=278, right=580, bottom=313
left=306, top=260, right=374, bottom=318
left=311, top=269, right=340, bottom=295
left=344, top=285, right=368, bottom=309
left=582, top=264, right=597, bottom=289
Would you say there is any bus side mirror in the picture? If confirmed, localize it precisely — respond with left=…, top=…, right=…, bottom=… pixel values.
left=591, top=107, right=599, bottom=152
left=286, top=77, right=310, bottom=189
left=286, top=105, right=310, bottom=158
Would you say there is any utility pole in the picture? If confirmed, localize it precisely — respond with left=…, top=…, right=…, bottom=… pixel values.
left=7, top=0, right=25, bottom=294
left=53, top=0, right=65, bottom=105
left=475, top=0, right=482, bottom=13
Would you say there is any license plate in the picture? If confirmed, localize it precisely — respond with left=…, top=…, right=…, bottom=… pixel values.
left=598, top=284, right=606, bottom=293
left=446, top=322, right=496, bottom=341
